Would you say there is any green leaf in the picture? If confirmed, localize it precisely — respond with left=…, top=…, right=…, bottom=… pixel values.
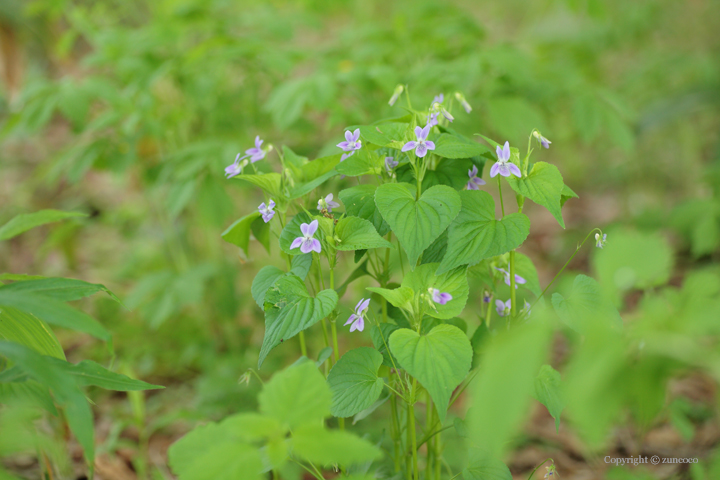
left=289, top=154, right=341, bottom=199
left=366, top=286, right=414, bottom=312
left=0, top=341, right=95, bottom=464
left=402, top=263, right=469, bottom=319
left=0, top=382, right=58, bottom=416
left=221, top=211, right=261, bottom=256
left=327, top=347, right=384, bottom=418
left=282, top=145, right=308, bottom=168
left=0, top=291, right=110, bottom=341
left=561, top=184, right=579, bottom=207
left=251, top=266, right=284, bottom=309
left=421, top=158, right=477, bottom=191
left=292, top=424, right=382, bottom=466
left=0, top=277, right=121, bottom=303
left=259, top=276, right=338, bottom=367
left=168, top=421, right=263, bottom=480
left=389, top=324, right=472, bottom=422
left=339, top=184, right=390, bottom=236
left=592, top=229, right=674, bottom=304
left=438, top=191, right=530, bottom=274
left=533, top=365, right=565, bottom=433
left=45, top=358, right=163, bottom=391
left=514, top=253, right=541, bottom=297
left=551, top=274, right=622, bottom=333
left=507, top=162, right=566, bottom=228
left=0, top=210, right=87, bottom=241
left=0, top=306, right=65, bottom=360
left=234, top=173, right=283, bottom=199
left=251, top=215, right=271, bottom=255
left=468, top=323, right=552, bottom=457
left=335, top=217, right=393, bottom=251
left=421, top=230, right=448, bottom=264
left=357, top=123, right=409, bottom=147
left=375, top=183, right=461, bottom=267
left=432, top=133, right=487, bottom=159
left=259, top=361, right=331, bottom=429
left=335, top=149, right=383, bottom=177
left=462, top=448, right=513, bottom=480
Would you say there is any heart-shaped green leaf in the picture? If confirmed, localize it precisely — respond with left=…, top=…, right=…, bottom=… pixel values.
left=402, top=263, right=469, bottom=319
left=532, top=364, right=565, bottom=433
left=334, top=217, right=393, bottom=251
left=389, top=324, right=472, bottom=422
left=375, top=183, right=461, bottom=267
left=222, top=212, right=261, bottom=255
left=357, top=123, right=409, bottom=147
left=235, top=173, right=284, bottom=199
left=438, top=191, right=529, bottom=274
left=339, top=184, right=390, bottom=236
left=507, top=162, right=566, bottom=228
left=259, top=276, right=338, bottom=367
left=327, top=347, right=384, bottom=418
left=432, top=134, right=488, bottom=159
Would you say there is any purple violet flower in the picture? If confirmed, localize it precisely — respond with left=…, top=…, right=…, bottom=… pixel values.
left=317, top=193, right=340, bottom=213
left=432, top=93, right=444, bottom=105
left=402, top=125, right=436, bottom=158
left=595, top=233, right=607, bottom=248
left=385, top=156, right=398, bottom=174
left=258, top=200, right=276, bottom=223
left=431, top=288, right=453, bottom=305
left=466, top=165, right=486, bottom=190
left=496, top=299, right=511, bottom=317
left=490, top=141, right=521, bottom=178
left=337, top=129, right=362, bottom=161
left=246, top=136, right=267, bottom=163
left=225, top=153, right=249, bottom=179
left=345, top=298, right=370, bottom=332
left=290, top=220, right=321, bottom=254
left=483, top=290, right=492, bottom=303
left=426, top=112, right=439, bottom=128
left=533, top=130, right=552, bottom=149
left=494, top=267, right=526, bottom=288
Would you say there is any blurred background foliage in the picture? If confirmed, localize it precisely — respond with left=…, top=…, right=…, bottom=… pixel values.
left=0, top=0, right=719, bottom=478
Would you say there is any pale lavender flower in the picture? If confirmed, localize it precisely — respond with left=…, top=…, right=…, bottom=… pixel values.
left=494, top=267, right=526, bottom=289
left=345, top=298, right=370, bottom=332
left=430, top=94, right=454, bottom=122
left=483, top=290, right=492, bottom=303
left=290, top=220, right=321, bottom=254
left=466, top=165, right=486, bottom=190
left=225, top=153, right=249, bottom=179
left=432, top=93, right=444, bottom=105
left=337, top=129, right=362, bottom=158
left=595, top=233, right=607, bottom=249
left=317, top=193, right=340, bottom=213
left=385, top=156, right=398, bottom=174
left=401, top=125, right=436, bottom=158
left=496, top=299, right=511, bottom=317
left=454, top=92, right=472, bottom=113
left=388, top=85, right=404, bottom=106
left=258, top=200, right=276, bottom=223
left=431, top=289, right=453, bottom=305
left=426, top=112, right=439, bottom=128
left=533, top=130, right=552, bottom=149
left=489, top=141, right=521, bottom=178
left=246, top=136, right=267, bottom=163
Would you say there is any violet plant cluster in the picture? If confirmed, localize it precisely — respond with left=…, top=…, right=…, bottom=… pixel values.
left=206, top=86, right=608, bottom=478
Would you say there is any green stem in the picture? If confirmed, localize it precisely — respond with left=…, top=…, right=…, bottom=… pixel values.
left=328, top=267, right=344, bottom=431
left=526, top=458, right=554, bottom=480
left=532, top=228, right=603, bottom=309
left=298, top=331, right=307, bottom=357
left=485, top=293, right=494, bottom=328
left=408, top=379, right=419, bottom=480
left=510, top=250, right=517, bottom=317
left=497, top=176, right=505, bottom=217
left=391, top=394, right=402, bottom=472
left=426, top=392, right=433, bottom=477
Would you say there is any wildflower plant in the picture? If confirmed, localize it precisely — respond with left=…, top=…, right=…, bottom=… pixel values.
left=177, top=87, right=616, bottom=478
